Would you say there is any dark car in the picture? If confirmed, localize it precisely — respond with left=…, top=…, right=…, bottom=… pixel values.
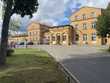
left=19, top=42, right=25, bottom=45
left=26, top=42, right=34, bottom=45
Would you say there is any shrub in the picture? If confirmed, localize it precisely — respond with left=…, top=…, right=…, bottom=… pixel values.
left=7, top=48, right=14, bottom=57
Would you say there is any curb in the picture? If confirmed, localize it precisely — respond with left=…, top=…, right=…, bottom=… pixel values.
left=57, top=62, right=80, bottom=83
left=37, top=47, right=80, bottom=83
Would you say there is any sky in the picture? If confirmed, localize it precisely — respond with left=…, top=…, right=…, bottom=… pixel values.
left=0, top=0, right=110, bottom=32
left=31, top=0, right=109, bottom=26
left=20, top=0, right=110, bottom=31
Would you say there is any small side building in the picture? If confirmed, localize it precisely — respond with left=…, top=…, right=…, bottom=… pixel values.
left=48, top=25, right=74, bottom=45
left=27, top=22, right=49, bottom=44
left=27, top=22, right=75, bottom=45
left=8, top=34, right=28, bottom=44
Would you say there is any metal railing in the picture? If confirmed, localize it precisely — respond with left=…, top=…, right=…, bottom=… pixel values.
left=57, top=62, right=80, bottom=83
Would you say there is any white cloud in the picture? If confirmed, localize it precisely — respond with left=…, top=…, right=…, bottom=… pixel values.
left=85, top=0, right=110, bottom=8
left=31, top=0, right=66, bottom=26
left=31, top=0, right=82, bottom=26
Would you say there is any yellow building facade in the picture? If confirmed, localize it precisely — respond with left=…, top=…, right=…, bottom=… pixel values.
left=27, top=22, right=74, bottom=45
left=70, top=7, right=110, bottom=46
left=48, top=25, right=74, bottom=45
left=27, top=22, right=50, bottom=44
left=8, top=34, right=28, bottom=44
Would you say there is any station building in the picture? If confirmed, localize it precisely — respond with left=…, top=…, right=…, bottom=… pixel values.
left=9, top=7, right=110, bottom=46
left=70, top=7, right=110, bottom=46
left=27, top=22, right=74, bottom=45
left=8, top=34, right=28, bottom=44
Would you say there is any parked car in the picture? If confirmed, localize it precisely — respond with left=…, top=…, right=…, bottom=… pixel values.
left=26, top=42, right=34, bottom=45
left=19, top=42, right=25, bottom=45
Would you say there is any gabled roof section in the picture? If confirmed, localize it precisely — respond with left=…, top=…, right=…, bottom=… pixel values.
left=74, top=6, right=103, bottom=15
left=70, top=6, right=103, bottom=19
left=27, top=21, right=40, bottom=31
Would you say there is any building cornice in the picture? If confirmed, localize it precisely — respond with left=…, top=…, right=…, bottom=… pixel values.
left=70, top=6, right=103, bottom=19
left=71, top=17, right=98, bottom=22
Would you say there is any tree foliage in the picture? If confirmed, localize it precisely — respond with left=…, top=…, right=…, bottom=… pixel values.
left=96, top=3, right=110, bottom=38
left=9, top=17, right=21, bottom=31
left=0, top=0, right=38, bottom=65
left=96, top=13, right=108, bottom=37
left=2, top=0, right=38, bottom=17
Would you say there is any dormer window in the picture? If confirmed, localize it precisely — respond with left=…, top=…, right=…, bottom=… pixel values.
left=83, top=23, right=87, bottom=30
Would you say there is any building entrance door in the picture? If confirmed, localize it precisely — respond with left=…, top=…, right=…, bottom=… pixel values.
left=73, top=34, right=79, bottom=44
left=101, top=38, right=107, bottom=45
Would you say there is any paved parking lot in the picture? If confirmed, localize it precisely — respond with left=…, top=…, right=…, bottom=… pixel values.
left=37, top=45, right=110, bottom=83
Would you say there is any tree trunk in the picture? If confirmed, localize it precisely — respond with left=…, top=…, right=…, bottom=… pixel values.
left=0, top=0, right=13, bottom=66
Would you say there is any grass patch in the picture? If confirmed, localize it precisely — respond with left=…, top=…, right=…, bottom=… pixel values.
left=108, top=47, right=110, bottom=52
left=99, top=47, right=110, bottom=53
left=0, top=48, right=67, bottom=83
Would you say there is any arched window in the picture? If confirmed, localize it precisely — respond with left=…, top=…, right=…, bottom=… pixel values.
left=51, top=34, right=55, bottom=41
left=62, top=33, right=67, bottom=41
left=83, top=34, right=88, bottom=41
left=76, top=34, right=79, bottom=41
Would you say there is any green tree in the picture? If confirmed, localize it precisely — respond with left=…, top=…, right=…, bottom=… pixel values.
left=105, top=3, right=110, bottom=35
left=9, top=16, right=21, bottom=33
left=96, top=3, right=110, bottom=45
left=0, top=0, right=38, bottom=65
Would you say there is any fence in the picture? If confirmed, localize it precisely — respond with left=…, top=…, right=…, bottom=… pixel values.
left=57, top=62, right=80, bottom=83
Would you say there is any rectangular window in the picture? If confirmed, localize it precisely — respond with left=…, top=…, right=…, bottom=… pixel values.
left=83, top=34, right=87, bottom=41
left=62, top=35, right=66, bottom=41
left=82, top=14, right=87, bottom=20
left=92, top=22, right=96, bottom=29
left=83, top=23, right=87, bottom=30
left=91, top=33, right=97, bottom=41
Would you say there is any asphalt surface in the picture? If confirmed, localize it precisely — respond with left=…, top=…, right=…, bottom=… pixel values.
left=36, top=45, right=110, bottom=83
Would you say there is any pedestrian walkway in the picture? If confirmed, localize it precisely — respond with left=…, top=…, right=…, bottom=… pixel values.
left=37, top=45, right=110, bottom=83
